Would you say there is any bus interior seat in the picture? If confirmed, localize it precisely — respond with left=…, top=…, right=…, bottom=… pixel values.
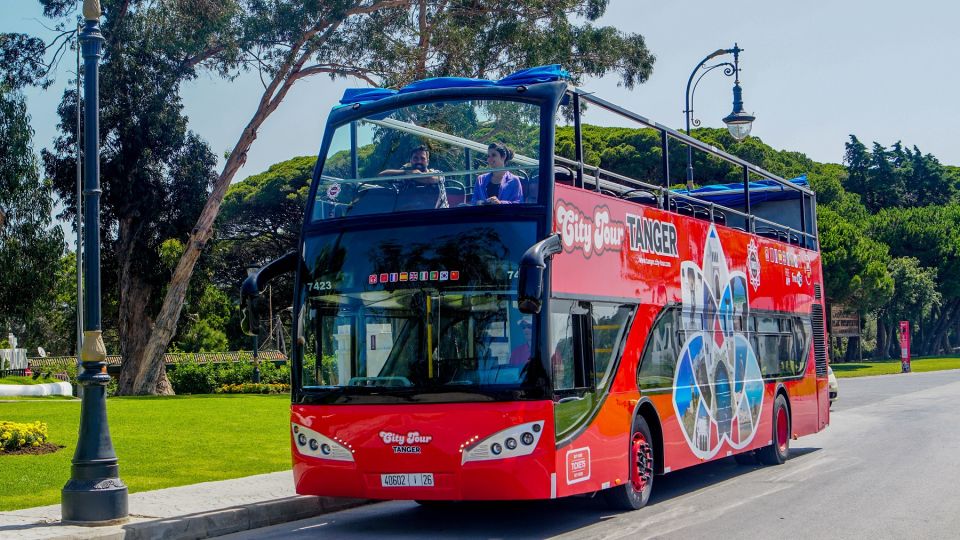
left=554, top=165, right=574, bottom=186
left=395, top=184, right=443, bottom=212
left=713, top=210, right=727, bottom=226
left=623, top=189, right=659, bottom=207
left=522, top=174, right=540, bottom=203
left=348, top=186, right=397, bottom=215
left=444, top=180, right=467, bottom=207
left=757, top=227, right=788, bottom=242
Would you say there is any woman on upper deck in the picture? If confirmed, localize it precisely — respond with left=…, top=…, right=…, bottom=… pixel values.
left=472, top=142, right=523, bottom=205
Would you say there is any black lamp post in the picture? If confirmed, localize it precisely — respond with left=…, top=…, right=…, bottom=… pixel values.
left=683, top=43, right=756, bottom=189
left=246, top=266, right=261, bottom=383
left=61, top=0, right=129, bottom=525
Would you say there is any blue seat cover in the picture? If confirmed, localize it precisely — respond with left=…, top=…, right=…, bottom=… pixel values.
left=671, top=176, right=808, bottom=206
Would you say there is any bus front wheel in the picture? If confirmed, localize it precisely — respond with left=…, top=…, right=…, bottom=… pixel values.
left=603, top=416, right=654, bottom=511
left=758, top=393, right=790, bottom=465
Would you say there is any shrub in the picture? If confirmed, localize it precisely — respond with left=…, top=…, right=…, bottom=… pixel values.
left=0, top=421, right=49, bottom=451
left=168, top=358, right=291, bottom=394
left=167, top=360, right=216, bottom=394
left=214, top=383, right=290, bottom=394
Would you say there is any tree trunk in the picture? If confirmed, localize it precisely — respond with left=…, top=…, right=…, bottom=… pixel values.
left=844, top=336, right=860, bottom=362
left=113, top=216, right=175, bottom=395
left=125, top=114, right=263, bottom=395
left=924, top=300, right=959, bottom=356
left=875, top=319, right=887, bottom=360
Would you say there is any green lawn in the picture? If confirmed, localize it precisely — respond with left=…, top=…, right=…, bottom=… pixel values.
left=0, top=394, right=291, bottom=510
left=0, top=376, right=59, bottom=385
left=831, top=357, right=960, bottom=378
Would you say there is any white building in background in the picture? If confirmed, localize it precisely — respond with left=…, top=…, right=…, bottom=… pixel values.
left=1, top=333, right=27, bottom=369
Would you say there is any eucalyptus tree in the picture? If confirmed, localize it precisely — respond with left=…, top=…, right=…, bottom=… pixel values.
left=42, top=0, right=655, bottom=394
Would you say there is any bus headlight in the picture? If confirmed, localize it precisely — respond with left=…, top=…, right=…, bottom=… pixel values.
left=461, top=421, right=544, bottom=464
left=291, top=422, right=354, bottom=462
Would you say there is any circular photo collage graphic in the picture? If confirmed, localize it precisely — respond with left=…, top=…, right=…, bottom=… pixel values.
left=673, top=227, right=765, bottom=459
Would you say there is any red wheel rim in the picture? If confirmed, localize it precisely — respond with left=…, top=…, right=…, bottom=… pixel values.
left=776, top=406, right=788, bottom=453
left=631, top=432, right=653, bottom=493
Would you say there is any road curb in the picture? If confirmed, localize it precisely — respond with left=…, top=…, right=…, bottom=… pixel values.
left=13, top=496, right=369, bottom=540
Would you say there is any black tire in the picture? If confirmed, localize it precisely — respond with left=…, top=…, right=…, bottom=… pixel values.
left=733, top=450, right=757, bottom=465
left=758, top=393, right=790, bottom=465
left=603, top=416, right=655, bottom=511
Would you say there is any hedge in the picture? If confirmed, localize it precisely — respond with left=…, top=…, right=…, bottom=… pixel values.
left=215, top=383, right=290, bottom=394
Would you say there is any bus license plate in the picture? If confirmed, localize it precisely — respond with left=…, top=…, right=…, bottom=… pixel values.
left=380, top=473, right=434, bottom=488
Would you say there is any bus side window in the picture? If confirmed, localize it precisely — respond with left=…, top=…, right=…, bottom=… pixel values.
left=638, top=307, right=680, bottom=390
left=550, top=299, right=592, bottom=391
left=592, top=303, right=634, bottom=390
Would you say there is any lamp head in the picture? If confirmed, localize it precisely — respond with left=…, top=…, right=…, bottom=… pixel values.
left=723, top=82, right=755, bottom=141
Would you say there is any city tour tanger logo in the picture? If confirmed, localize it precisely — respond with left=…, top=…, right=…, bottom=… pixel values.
left=554, top=200, right=625, bottom=256
left=554, top=200, right=679, bottom=260
left=379, top=430, right=433, bottom=454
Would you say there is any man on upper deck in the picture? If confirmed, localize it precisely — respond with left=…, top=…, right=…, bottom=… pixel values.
left=379, top=145, right=449, bottom=210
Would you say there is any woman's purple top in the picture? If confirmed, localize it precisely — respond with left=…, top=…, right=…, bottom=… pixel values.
left=472, top=171, right=523, bottom=205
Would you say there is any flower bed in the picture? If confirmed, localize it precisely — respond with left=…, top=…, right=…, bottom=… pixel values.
left=214, top=383, right=290, bottom=395
left=1, top=421, right=50, bottom=452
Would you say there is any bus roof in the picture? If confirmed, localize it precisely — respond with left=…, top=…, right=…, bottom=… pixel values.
left=339, top=65, right=570, bottom=105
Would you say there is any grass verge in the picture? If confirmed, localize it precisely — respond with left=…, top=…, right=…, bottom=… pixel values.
left=0, top=394, right=290, bottom=510
left=831, top=357, right=960, bottom=378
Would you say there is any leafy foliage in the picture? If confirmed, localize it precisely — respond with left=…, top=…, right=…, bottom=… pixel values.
left=0, top=89, right=65, bottom=347
left=0, top=33, right=50, bottom=90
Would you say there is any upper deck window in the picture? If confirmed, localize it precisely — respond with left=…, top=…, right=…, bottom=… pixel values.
left=312, top=99, right=542, bottom=221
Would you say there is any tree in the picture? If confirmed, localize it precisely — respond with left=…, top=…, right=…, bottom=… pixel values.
left=0, top=87, right=65, bottom=349
left=871, top=204, right=960, bottom=355
left=44, top=0, right=658, bottom=394
left=875, top=257, right=940, bottom=359
left=42, top=4, right=218, bottom=394
left=843, top=135, right=957, bottom=212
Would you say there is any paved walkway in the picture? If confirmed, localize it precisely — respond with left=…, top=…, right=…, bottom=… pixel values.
left=0, top=471, right=365, bottom=540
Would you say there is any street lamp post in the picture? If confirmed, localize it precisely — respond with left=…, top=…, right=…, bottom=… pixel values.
left=61, top=0, right=129, bottom=525
left=246, top=266, right=261, bottom=383
left=683, top=43, right=756, bottom=189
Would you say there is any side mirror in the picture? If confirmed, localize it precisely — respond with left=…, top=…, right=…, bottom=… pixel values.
left=240, top=251, right=300, bottom=336
left=517, top=233, right=562, bottom=314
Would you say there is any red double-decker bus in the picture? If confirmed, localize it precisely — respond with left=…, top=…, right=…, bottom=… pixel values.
left=242, top=65, right=830, bottom=510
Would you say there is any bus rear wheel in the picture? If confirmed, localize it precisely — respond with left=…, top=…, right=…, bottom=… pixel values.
left=603, top=416, right=654, bottom=511
left=758, top=393, right=790, bottom=465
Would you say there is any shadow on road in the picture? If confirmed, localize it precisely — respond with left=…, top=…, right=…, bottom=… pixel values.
left=320, top=449, right=822, bottom=539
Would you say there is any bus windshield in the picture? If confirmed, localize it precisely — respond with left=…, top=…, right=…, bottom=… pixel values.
left=311, top=99, right=542, bottom=220
left=298, top=221, right=543, bottom=400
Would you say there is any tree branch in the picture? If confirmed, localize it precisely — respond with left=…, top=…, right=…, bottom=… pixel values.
left=291, top=63, right=379, bottom=86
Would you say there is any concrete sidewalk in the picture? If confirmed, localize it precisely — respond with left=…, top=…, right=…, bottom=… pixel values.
left=0, top=471, right=367, bottom=540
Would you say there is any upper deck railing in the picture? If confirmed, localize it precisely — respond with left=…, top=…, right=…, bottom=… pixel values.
left=563, top=88, right=818, bottom=249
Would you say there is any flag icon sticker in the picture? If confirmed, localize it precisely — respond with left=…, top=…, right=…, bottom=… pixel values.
left=410, top=272, right=419, bottom=282
left=420, top=271, right=429, bottom=281
left=368, top=274, right=378, bottom=285
left=450, top=271, right=460, bottom=281
left=399, top=272, right=409, bottom=281
left=439, top=271, right=449, bottom=281
left=379, top=273, right=389, bottom=283
left=389, top=273, right=398, bottom=282
left=430, top=271, right=439, bottom=281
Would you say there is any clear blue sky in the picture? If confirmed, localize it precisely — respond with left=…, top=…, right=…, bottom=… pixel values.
left=6, top=0, right=959, bottom=189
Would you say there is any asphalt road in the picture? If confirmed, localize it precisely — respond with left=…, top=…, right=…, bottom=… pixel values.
left=223, top=369, right=960, bottom=539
